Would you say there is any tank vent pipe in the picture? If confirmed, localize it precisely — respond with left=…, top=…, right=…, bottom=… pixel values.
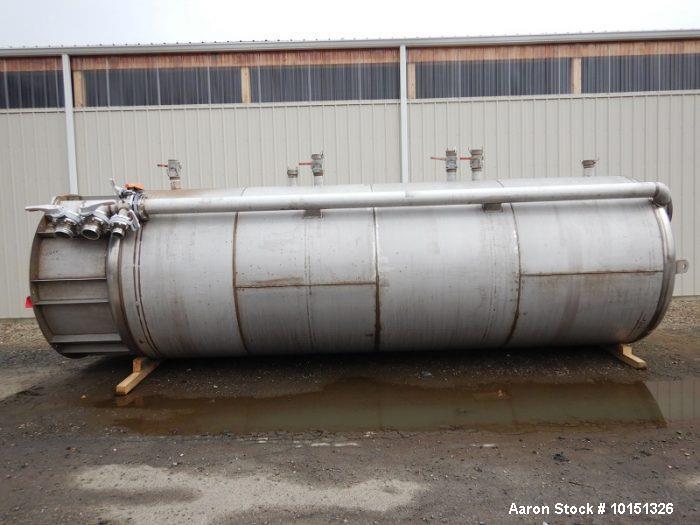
left=287, top=167, right=298, bottom=187
left=582, top=159, right=597, bottom=177
left=469, top=149, right=484, bottom=181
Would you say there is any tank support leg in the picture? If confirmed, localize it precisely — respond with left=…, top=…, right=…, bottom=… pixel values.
left=607, top=344, right=647, bottom=370
left=116, top=357, right=162, bottom=396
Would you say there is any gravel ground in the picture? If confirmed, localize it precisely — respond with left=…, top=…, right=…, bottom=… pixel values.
left=0, top=298, right=698, bottom=524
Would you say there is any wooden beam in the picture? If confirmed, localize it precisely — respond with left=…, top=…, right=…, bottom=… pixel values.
left=407, top=39, right=700, bottom=63
left=71, top=48, right=401, bottom=71
left=0, top=57, right=63, bottom=72
left=72, top=70, right=86, bottom=108
left=115, top=357, right=162, bottom=396
left=607, top=344, right=647, bottom=370
left=570, top=57, right=581, bottom=94
left=407, top=63, right=416, bottom=99
left=240, top=66, right=251, bottom=103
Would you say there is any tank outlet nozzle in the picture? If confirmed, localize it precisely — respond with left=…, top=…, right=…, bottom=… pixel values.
left=80, top=218, right=105, bottom=240
left=54, top=219, right=78, bottom=239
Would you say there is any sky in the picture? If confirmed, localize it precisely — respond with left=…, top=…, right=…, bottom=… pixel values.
left=0, top=0, right=699, bottom=48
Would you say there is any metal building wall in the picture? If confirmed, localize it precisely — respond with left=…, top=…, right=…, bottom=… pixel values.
left=408, top=92, right=700, bottom=296
left=73, top=101, right=401, bottom=194
left=2, top=36, right=700, bottom=319
left=0, top=109, right=69, bottom=318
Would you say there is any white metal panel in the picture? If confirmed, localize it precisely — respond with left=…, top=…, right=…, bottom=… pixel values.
left=0, top=109, right=68, bottom=318
left=408, top=92, right=700, bottom=295
left=74, top=101, right=401, bottom=195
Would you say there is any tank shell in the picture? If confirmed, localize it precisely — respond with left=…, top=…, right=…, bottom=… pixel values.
left=29, top=177, right=676, bottom=358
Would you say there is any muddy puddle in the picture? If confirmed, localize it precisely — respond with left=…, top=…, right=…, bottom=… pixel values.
left=89, top=377, right=700, bottom=435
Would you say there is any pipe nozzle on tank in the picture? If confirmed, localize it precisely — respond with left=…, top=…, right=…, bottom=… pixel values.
left=80, top=219, right=104, bottom=240
left=53, top=209, right=82, bottom=239
left=582, top=159, right=597, bottom=177
left=469, top=149, right=484, bottom=181
left=287, top=167, right=299, bottom=187
left=311, top=153, right=324, bottom=186
left=78, top=205, right=112, bottom=240
left=109, top=208, right=140, bottom=238
left=158, top=159, right=183, bottom=190
left=54, top=219, right=78, bottom=239
left=445, top=149, right=458, bottom=182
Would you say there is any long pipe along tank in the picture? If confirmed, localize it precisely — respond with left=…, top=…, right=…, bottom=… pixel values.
left=27, top=174, right=687, bottom=359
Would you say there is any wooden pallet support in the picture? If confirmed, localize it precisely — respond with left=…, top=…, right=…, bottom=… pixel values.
left=115, top=357, right=162, bottom=396
left=607, top=344, right=647, bottom=370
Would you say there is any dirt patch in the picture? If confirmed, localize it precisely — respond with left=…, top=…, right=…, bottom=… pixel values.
left=0, top=298, right=698, bottom=523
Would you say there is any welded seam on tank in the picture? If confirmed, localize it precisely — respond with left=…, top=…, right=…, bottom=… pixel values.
left=521, top=270, right=662, bottom=277
left=503, top=203, right=522, bottom=348
left=372, top=205, right=382, bottom=351
left=110, top=236, right=141, bottom=355
left=633, top=206, right=676, bottom=342
left=132, top=226, right=161, bottom=358
left=232, top=211, right=251, bottom=355
left=304, top=212, right=316, bottom=353
left=236, top=281, right=376, bottom=289
left=479, top=194, right=503, bottom=344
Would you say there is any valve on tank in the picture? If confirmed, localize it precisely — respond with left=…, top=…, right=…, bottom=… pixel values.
left=430, top=148, right=484, bottom=181
left=157, top=160, right=183, bottom=190
left=79, top=202, right=113, bottom=240
left=25, top=204, right=82, bottom=238
left=299, top=153, right=325, bottom=186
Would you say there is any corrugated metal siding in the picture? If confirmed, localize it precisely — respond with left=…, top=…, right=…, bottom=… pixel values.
left=408, top=92, right=699, bottom=296
left=1, top=95, right=698, bottom=318
left=74, top=101, right=401, bottom=194
left=0, top=109, right=68, bottom=318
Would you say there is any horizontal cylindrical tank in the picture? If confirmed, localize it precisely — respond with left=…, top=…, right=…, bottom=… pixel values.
left=29, top=176, right=677, bottom=358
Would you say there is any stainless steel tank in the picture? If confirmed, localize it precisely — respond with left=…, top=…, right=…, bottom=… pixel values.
left=28, top=176, right=682, bottom=358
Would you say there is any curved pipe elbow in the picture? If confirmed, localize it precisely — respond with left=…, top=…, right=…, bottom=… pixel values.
left=653, top=182, right=673, bottom=220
